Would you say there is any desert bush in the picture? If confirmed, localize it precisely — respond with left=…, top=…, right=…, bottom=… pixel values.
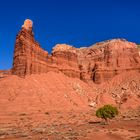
left=96, top=105, right=118, bottom=124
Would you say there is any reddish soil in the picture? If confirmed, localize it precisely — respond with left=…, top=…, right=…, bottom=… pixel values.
left=0, top=110, right=140, bottom=140
left=0, top=72, right=140, bottom=140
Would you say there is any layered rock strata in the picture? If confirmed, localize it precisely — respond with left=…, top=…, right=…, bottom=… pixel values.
left=78, top=39, right=140, bottom=83
left=12, top=19, right=140, bottom=83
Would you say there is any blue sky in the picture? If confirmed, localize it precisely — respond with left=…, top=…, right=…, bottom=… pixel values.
left=0, top=0, right=140, bottom=70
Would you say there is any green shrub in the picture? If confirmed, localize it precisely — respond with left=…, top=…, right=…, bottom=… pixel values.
left=96, top=105, right=118, bottom=124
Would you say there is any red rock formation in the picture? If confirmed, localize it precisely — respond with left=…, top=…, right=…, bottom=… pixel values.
left=51, top=44, right=80, bottom=78
left=78, top=39, right=140, bottom=83
left=12, top=19, right=49, bottom=76
left=12, top=19, right=140, bottom=84
left=12, top=19, right=80, bottom=78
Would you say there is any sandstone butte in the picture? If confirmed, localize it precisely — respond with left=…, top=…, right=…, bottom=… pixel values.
left=0, top=19, right=140, bottom=112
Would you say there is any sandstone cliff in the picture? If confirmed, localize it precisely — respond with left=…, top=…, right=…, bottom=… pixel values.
left=12, top=19, right=49, bottom=76
left=78, top=39, right=140, bottom=83
left=12, top=19, right=140, bottom=84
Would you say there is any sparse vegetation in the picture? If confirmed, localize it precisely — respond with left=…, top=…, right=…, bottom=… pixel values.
left=96, top=105, right=119, bottom=124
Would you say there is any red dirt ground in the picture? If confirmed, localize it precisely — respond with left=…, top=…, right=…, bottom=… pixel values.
left=0, top=72, right=140, bottom=139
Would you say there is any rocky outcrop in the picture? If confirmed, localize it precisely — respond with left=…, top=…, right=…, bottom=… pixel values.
left=78, top=39, right=140, bottom=83
left=12, top=19, right=49, bottom=76
left=12, top=19, right=140, bottom=84
left=51, top=44, right=80, bottom=78
left=12, top=20, right=80, bottom=78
